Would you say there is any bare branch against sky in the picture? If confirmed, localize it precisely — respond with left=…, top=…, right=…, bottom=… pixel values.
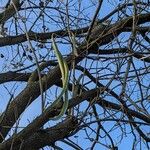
left=0, top=0, right=150, bottom=149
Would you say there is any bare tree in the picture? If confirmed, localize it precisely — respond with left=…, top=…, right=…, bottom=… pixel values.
left=0, top=0, right=150, bottom=149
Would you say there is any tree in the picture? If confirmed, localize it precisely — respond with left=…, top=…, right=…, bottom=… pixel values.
left=0, top=0, right=150, bottom=149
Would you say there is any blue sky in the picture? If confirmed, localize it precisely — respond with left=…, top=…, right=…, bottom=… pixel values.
left=0, top=0, right=150, bottom=149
